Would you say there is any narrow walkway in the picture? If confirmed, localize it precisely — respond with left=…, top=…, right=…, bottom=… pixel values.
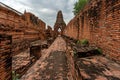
left=38, top=51, right=68, bottom=79
left=21, top=36, right=69, bottom=80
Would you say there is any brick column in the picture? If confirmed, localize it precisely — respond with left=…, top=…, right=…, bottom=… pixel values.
left=0, top=34, right=12, bottom=80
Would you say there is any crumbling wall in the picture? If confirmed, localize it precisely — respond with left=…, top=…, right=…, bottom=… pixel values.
left=46, top=25, right=53, bottom=39
left=0, top=34, right=12, bottom=80
left=63, top=0, right=120, bottom=61
left=0, top=4, right=46, bottom=55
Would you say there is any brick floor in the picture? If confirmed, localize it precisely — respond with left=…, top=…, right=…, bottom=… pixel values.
left=21, top=36, right=70, bottom=80
left=76, top=56, right=120, bottom=80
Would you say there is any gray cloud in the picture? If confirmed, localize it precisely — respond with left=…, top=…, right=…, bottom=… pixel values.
left=0, top=0, right=76, bottom=28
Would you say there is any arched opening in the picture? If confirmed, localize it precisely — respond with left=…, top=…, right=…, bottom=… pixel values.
left=53, top=10, right=66, bottom=38
left=58, top=27, right=62, bottom=35
left=58, top=28, right=61, bottom=32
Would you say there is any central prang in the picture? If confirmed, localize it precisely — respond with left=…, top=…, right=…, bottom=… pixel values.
left=53, top=10, right=66, bottom=38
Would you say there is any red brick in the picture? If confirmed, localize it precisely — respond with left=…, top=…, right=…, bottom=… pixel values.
left=63, top=0, right=120, bottom=62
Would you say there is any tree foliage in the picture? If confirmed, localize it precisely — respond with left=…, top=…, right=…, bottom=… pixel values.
left=73, top=0, right=88, bottom=15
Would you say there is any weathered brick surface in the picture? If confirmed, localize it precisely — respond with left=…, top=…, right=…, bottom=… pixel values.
left=30, top=45, right=41, bottom=59
left=66, top=46, right=82, bottom=80
left=0, top=3, right=46, bottom=55
left=54, top=11, right=66, bottom=37
left=46, top=25, right=53, bottom=39
left=45, top=26, right=54, bottom=45
left=63, top=0, right=120, bottom=61
left=0, top=34, right=12, bottom=80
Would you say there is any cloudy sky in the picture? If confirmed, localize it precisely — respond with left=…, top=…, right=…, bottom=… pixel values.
left=0, top=0, right=77, bottom=28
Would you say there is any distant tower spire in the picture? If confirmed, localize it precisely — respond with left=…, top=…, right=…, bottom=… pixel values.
left=24, top=9, right=26, bottom=14
left=54, top=10, right=66, bottom=37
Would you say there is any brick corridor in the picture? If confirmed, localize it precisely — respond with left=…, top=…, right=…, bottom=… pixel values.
left=20, top=36, right=120, bottom=80
left=21, top=36, right=69, bottom=80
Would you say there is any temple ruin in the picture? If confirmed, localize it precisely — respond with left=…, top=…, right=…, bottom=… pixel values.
left=0, top=0, right=120, bottom=80
left=53, top=10, right=66, bottom=37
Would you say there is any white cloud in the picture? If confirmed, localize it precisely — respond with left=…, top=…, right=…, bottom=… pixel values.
left=39, top=8, right=55, bottom=14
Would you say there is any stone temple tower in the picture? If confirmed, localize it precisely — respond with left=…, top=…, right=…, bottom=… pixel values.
left=54, top=10, right=66, bottom=37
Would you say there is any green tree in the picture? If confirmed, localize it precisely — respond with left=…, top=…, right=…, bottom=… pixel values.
left=73, top=0, right=88, bottom=15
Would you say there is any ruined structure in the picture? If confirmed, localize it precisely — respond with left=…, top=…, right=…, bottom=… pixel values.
left=0, top=2, right=46, bottom=55
left=0, top=2, right=46, bottom=80
left=54, top=10, right=66, bottom=37
left=46, top=25, right=53, bottom=39
left=0, top=0, right=120, bottom=80
left=0, top=34, right=12, bottom=80
left=63, top=0, right=120, bottom=62
left=63, top=0, right=120, bottom=78
left=45, top=25, right=54, bottom=44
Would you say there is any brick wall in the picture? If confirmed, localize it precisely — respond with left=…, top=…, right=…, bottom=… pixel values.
left=0, top=34, right=12, bottom=80
left=63, top=0, right=120, bottom=61
left=46, top=26, right=53, bottom=39
left=0, top=4, right=46, bottom=55
left=64, top=18, right=79, bottom=39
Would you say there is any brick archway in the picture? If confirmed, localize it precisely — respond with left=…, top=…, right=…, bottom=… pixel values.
left=54, top=10, right=66, bottom=37
left=58, top=27, right=61, bottom=32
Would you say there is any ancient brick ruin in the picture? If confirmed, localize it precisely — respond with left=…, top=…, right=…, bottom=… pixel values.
left=54, top=10, right=66, bottom=37
left=63, top=0, right=120, bottom=62
left=0, top=2, right=46, bottom=55
left=0, top=0, right=120, bottom=80
left=0, top=2, right=46, bottom=80
left=0, top=34, right=12, bottom=80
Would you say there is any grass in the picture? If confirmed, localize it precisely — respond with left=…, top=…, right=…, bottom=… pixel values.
left=96, top=48, right=103, bottom=54
left=12, top=71, right=19, bottom=80
left=76, top=39, right=89, bottom=46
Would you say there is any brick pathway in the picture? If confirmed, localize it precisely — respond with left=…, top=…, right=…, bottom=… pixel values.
left=21, top=36, right=69, bottom=80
